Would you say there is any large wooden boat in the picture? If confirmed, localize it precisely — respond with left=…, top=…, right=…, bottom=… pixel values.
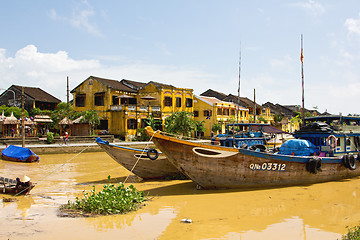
left=145, top=116, right=360, bottom=189
left=96, top=137, right=184, bottom=179
left=1, top=145, right=39, bottom=163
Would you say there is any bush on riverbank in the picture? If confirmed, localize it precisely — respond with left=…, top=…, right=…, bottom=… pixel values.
left=59, top=180, right=146, bottom=217
left=342, top=225, right=360, bottom=240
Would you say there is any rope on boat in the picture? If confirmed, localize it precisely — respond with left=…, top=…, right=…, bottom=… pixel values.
left=123, top=130, right=159, bottom=184
left=13, top=141, right=95, bottom=197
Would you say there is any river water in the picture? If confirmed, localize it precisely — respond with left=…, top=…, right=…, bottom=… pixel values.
left=1, top=151, right=359, bottom=240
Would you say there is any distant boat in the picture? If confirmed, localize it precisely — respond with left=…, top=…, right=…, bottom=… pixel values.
left=212, top=122, right=286, bottom=148
left=1, top=145, right=39, bottom=163
left=145, top=116, right=360, bottom=189
left=96, top=137, right=185, bottom=179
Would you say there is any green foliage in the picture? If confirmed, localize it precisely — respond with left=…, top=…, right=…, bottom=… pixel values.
left=164, top=111, right=196, bottom=137
left=56, top=102, right=73, bottom=111
left=46, top=132, right=54, bottom=144
left=273, top=114, right=283, bottom=123
left=257, top=116, right=267, bottom=123
left=62, top=180, right=145, bottom=215
left=212, top=122, right=222, bottom=133
left=136, top=128, right=150, bottom=141
left=342, top=225, right=360, bottom=240
left=145, top=114, right=161, bottom=130
left=0, top=105, right=29, bottom=119
left=81, top=110, right=101, bottom=135
left=195, top=120, right=206, bottom=133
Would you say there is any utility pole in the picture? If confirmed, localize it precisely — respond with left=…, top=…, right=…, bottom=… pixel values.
left=253, top=88, right=256, bottom=123
left=21, top=86, right=25, bottom=147
left=67, top=76, right=70, bottom=111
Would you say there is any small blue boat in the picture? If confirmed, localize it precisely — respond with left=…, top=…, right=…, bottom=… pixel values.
left=1, top=145, right=39, bottom=163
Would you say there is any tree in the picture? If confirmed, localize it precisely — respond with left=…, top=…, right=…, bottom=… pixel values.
left=212, top=122, right=222, bottom=133
left=195, top=120, right=206, bottom=138
left=164, top=111, right=196, bottom=137
left=145, top=114, right=161, bottom=130
left=81, top=110, right=101, bottom=135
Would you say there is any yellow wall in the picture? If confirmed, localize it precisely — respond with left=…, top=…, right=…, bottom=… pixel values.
left=194, top=96, right=249, bottom=138
left=72, top=78, right=194, bottom=140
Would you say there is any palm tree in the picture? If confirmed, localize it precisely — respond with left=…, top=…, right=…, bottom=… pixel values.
left=164, top=111, right=196, bottom=137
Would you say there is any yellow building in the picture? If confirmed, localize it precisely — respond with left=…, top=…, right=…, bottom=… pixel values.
left=71, top=76, right=193, bottom=140
left=194, top=95, right=249, bottom=138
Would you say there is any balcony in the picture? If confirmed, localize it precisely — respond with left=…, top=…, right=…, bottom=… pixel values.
left=110, top=104, right=161, bottom=113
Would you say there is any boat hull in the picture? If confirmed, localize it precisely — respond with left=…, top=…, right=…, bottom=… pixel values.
left=145, top=127, right=360, bottom=189
left=96, top=140, right=183, bottom=179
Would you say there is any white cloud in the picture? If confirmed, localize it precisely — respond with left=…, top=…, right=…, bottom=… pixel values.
left=345, top=15, right=360, bottom=36
left=0, top=45, right=100, bottom=100
left=291, top=0, right=325, bottom=16
left=48, top=2, right=103, bottom=37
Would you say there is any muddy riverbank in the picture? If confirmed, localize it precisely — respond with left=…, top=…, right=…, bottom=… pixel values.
left=1, top=152, right=359, bottom=239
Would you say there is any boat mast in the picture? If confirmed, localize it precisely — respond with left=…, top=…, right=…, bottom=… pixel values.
left=301, top=34, right=305, bottom=126
left=233, top=47, right=241, bottom=146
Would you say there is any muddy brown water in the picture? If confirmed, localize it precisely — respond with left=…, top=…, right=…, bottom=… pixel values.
left=1, top=151, right=359, bottom=239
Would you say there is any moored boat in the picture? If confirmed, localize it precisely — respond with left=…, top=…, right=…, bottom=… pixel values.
left=96, top=137, right=184, bottom=179
left=1, top=145, right=39, bottom=163
left=212, top=122, right=287, bottom=148
left=145, top=116, right=360, bottom=189
left=0, top=176, right=34, bottom=195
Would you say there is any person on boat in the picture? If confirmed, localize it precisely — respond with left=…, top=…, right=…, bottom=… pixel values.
left=15, top=175, right=32, bottom=195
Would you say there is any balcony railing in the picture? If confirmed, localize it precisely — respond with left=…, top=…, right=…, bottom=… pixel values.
left=110, top=104, right=161, bottom=112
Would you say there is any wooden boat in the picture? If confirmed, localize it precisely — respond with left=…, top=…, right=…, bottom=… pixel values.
left=144, top=116, right=360, bottom=189
left=0, top=176, right=34, bottom=195
left=1, top=145, right=39, bottom=163
left=96, top=137, right=184, bottom=179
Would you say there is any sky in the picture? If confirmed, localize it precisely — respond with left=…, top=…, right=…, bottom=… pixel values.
left=1, top=0, right=360, bottom=115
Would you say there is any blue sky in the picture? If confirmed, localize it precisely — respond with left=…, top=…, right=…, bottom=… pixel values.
left=1, top=1, right=360, bottom=115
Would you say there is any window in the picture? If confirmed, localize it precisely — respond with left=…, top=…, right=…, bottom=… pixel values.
left=112, top=95, right=119, bottom=105
left=75, top=94, right=86, bottom=107
left=203, top=110, right=212, bottom=117
left=176, top=97, right=182, bottom=107
left=94, top=92, right=105, bottom=106
left=127, top=119, right=137, bottom=130
left=217, top=108, right=222, bottom=115
left=186, top=98, right=193, bottom=107
left=194, top=111, right=199, bottom=117
left=231, top=109, right=235, bottom=115
left=164, top=96, right=172, bottom=106
left=223, top=108, right=229, bottom=116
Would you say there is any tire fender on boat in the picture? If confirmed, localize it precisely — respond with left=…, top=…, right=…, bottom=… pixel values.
left=306, top=157, right=322, bottom=174
left=343, top=154, right=357, bottom=170
left=147, top=148, right=159, bottom=160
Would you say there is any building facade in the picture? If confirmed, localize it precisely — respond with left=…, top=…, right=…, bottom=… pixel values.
left=194, top=95, right=249, bottom=138
left=71, top=76, right=193, bottom=140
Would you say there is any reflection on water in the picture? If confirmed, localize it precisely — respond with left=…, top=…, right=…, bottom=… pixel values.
left=1, top=151, right=360, bottom=239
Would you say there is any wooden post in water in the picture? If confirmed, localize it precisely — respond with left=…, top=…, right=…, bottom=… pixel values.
left=21, top=86, right=25, bottom=147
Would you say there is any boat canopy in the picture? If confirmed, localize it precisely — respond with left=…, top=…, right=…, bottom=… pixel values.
left=278, top=139, right=319, bottom=156
left=1, top=145, right=39, bottom=161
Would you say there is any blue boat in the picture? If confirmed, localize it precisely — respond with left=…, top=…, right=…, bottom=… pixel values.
left=1, top=145, right=39, bottom=163
left=211, top=123, right=284, bottom=149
